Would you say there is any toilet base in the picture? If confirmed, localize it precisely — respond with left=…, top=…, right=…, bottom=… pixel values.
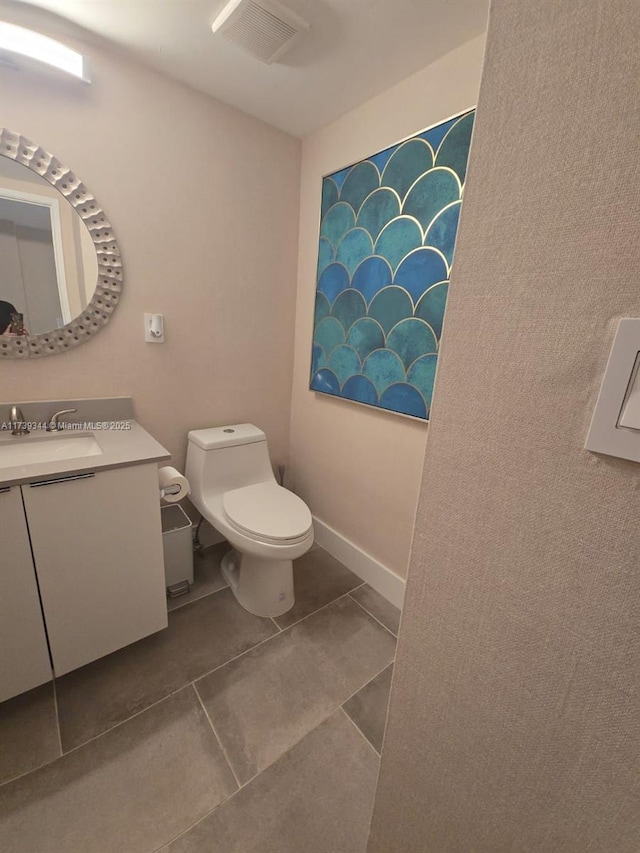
left=220, top=548, right=295, bottom=618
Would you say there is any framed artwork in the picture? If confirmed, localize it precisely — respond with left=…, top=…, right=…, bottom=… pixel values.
left=310, top=108, right=474, bottom=420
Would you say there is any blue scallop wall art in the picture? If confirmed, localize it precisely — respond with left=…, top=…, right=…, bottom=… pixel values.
left=310, top=109, right=475, bottom=420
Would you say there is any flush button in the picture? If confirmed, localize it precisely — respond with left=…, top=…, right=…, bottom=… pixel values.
left=223, top=428, right=235, bottom=433
left=619, top=352, right=640, bottom=430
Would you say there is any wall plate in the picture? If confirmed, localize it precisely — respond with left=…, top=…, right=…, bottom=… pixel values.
left=585, top=318, right=640, bottom=463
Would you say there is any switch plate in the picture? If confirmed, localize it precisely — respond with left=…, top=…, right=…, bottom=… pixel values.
left=619, top=352, right=640, bottom=429
left=585, top=319, right=640, bottom=463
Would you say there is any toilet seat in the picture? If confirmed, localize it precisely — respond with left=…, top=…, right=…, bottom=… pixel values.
left=223, top=482, right=312, bottom=544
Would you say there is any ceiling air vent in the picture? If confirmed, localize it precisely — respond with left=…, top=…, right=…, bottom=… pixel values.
left=211, top=0, right=309, bottom=64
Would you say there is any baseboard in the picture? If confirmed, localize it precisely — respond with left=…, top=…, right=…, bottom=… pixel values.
left=312, top=516, right=406, bottom=610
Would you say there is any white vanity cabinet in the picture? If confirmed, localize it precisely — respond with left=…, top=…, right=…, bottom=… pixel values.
left=21, top=462, right=168, bottom=676
left=0, top=486, right=53, bottom=703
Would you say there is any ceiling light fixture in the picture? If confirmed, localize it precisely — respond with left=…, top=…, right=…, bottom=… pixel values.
left=211, top=0, right=309, bottom=65
left=0, top=21, right=90, bottom=81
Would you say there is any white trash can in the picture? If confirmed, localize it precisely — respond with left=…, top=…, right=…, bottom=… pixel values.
left=161, top=504, right=193, bottom=597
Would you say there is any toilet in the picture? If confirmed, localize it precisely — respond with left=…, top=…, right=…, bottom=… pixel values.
left=185, top=424, right=313, bottom=617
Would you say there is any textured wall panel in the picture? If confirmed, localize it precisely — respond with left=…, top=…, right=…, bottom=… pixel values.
left=368, top=0, right=640, bottom=850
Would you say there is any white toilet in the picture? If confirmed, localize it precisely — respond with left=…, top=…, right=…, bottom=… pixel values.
left=185, top=424, right=314, bottom=617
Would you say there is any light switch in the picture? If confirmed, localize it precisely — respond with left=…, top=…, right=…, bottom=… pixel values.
left=585, top=318, right=640, bottom=463
left=619, top=352, right=640, bottom=430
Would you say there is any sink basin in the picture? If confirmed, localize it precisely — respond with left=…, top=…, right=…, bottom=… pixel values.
left=0, top=432, right=103, bottom=468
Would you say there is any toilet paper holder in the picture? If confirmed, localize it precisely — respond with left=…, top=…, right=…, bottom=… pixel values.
left=157, top=466, right=190, bottom=504
left=160, top=483, right=182, bottom=500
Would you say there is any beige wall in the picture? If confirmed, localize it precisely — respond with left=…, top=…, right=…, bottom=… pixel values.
left=289, top=34, right=486, bottom=579
left=0, top=8, right=301, bottom=477
left=369, top=0, right=640, bottom=850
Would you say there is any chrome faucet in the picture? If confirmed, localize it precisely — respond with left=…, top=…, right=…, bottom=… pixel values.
left=46, top=408, right=78, bottom=432
left=9, top=405, right=29, bottom=436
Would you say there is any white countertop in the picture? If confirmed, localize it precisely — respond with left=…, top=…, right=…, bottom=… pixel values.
left=0, top=420, right=170, bottom=487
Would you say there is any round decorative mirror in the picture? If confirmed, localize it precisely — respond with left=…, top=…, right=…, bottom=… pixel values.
left=0, top=128, right=122, bottom=358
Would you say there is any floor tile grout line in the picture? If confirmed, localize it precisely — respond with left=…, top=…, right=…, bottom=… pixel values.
left=86, top=568, right=370, bottom=758
left=214, top=657, right=391, bottom=795
left=51, top=678, right=63, bottom=756
left=159, top=684, right=391, bottom=852
left=190, top=588, right=366, bottom=690
left=167, top=581, right=230, bottom=612
left=0, top=681, right=68, bottom=790
left=375, top=668, right=396, bottom=762
left=154, top=694, right=373, bottom=852
left=54, top=683, right=195, bottom=760
left=94, top=589, right=378, bottom=749
left=155, top=587, right=394, bottom=850
left=342, top=649, right=399, bottom=824
left=339, top=659, right=394, bottom=713
left=50, top=621, right=282, bottom=759
left=338, top=706, right=383, bottom=848
left=1, top=558, right=383, bottom=801
left=5, top=581, right=381, bottom=786
left=0, top=754, right=55, bottom=790
left=272, top=582, right=365, bottom=633
left=263, top=586, right=359, bottom=634
left=151, top=750, right=256, bottom=852
left=362, top=695, right=395, bottom=838
left=189, top=658, right=392, bottom=804
left=348, top=592, right=398, bottom=639
left=191, top=622, right=283, bottom=686
left=0, top=738, right=66, bottom=790
left=5, top=645, right=390, bottom=846
left=53, top=623, right=284, bottom=762
left=339, top=705, right=381, bottom=757
left=191, top=683, right=242, bottom=790
left=153, top=718, right=315, bottom=851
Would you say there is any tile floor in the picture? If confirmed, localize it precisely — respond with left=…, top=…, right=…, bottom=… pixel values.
left=0, top=545, right=400, bottom=852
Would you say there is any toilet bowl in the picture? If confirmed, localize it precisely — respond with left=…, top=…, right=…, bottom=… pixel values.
left=185, top=424, right=313, bottom=617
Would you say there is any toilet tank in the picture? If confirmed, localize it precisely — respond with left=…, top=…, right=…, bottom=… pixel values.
left=186, top=424, right=275, bottom=501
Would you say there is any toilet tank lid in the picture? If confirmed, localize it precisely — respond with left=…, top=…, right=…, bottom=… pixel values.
left=188, top=424, right=266, bottom=450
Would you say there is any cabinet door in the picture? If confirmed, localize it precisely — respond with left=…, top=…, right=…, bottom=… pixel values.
left=0, top=486, right=52, bottom=702
left=22, top=463, right=168, bottom=676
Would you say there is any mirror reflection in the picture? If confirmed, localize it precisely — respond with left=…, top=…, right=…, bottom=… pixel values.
left=0, top=156, right=98, bottom=336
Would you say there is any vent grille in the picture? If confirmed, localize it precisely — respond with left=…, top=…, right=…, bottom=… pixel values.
left=212, top=0, right=309, bottom=64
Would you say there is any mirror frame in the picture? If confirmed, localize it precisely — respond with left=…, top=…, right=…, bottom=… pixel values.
left=0, top=128, right=122, bottom=359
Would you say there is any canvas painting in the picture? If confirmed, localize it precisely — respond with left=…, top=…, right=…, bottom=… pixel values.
left=310, top=109, right=475, bottom=420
